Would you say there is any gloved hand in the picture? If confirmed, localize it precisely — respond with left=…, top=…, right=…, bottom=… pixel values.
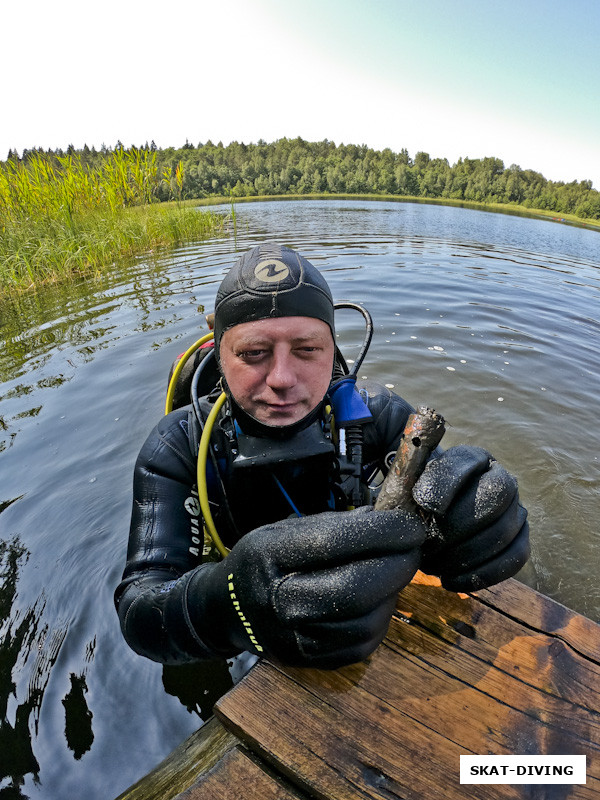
left=413, top=445, right=529, bottom=592
left=184, top=507, right=426, bottom=669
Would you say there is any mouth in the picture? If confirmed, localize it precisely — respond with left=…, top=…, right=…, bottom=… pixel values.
left=258, top=398, right=306, bottom=418
left=247, top=395, right=313, bottom=424
left=265, top=402, right=300, bottom=413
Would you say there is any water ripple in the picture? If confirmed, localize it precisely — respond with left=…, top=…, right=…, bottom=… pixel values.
left=0, top=200, right=599, bottom=797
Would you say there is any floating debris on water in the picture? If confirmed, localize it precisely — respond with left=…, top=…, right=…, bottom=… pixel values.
left=446, top=367, right=456, bottom=371
left=460, top=359, right=467, bottom=363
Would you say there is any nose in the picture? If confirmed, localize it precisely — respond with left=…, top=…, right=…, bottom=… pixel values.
left=265, top=348, right=297, bottom=391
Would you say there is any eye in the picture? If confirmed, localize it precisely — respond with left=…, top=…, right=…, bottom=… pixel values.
left=236, top=349, right=266, bottom=361
left=294, top=345, right=321, bottom=357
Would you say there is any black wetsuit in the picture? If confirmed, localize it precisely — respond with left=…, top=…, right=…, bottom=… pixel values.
left=114, top=381, right=415, bottom=665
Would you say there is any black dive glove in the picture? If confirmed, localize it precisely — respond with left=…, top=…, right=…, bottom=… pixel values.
left=414, top=445, right=529, bottom=592
left=184, top=507, right=425, bottom=669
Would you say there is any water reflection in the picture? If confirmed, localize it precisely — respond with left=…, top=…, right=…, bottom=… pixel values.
left=162, top=661, right=233, bottom=720
left=0, top=251, right=196, bottom=456
left=62, top=673, right=94, bottom=761
left=0, top=375, right=72, bottom=453
left=0, top=537, right=59, bottom=796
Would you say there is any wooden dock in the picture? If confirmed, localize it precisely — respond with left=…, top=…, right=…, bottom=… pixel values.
left=116, top=573, right=600, bottom=799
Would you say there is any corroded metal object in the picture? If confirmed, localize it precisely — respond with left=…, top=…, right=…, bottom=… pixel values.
left=374, top=406, right=446, bottom=513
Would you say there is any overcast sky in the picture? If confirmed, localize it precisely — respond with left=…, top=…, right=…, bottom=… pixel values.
left=3, top=0, right=599, bottom=187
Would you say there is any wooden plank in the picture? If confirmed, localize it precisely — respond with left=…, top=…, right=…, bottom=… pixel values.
left=476, top=579, right=600, bottom=663
left=214, top=575, right=600, bottom=800
left=175, top=746, right=308, bottom=800
left=396, top=574, right=600, bottom=711
left=114, top=716, right=238, bottom=800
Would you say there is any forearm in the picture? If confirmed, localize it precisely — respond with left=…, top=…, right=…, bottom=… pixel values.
left=115, top=410, right=224, bottom=664
left=115, top=566, right=235, bottom=664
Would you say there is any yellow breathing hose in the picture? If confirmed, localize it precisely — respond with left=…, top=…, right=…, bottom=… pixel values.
left=164, top=333, right=214, bottom=416
left=197, top=391, right=229, bottom=557
left=164, top=330, right=229, bottom=556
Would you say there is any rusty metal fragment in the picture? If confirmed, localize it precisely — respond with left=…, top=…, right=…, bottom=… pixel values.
left=374, top=406, right=445, bottom=513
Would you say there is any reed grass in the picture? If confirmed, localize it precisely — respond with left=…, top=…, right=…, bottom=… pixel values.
left=0, top=149, right=226, bottom=294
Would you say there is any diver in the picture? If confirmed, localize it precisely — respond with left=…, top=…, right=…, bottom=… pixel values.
left=114, top=242, right=529, bottom=669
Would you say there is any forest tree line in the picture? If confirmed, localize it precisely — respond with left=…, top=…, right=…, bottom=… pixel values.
left=5, top=137, right=600, bottom=220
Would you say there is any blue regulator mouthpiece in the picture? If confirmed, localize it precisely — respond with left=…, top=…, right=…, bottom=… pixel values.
left=328, top=377, right=373, bottom=427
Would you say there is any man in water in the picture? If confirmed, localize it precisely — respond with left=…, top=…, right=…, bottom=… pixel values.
left=115, top=243, right=529, bottom=669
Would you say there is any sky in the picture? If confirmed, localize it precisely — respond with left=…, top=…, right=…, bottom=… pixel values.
left=3, top=0, right=599, bottom=187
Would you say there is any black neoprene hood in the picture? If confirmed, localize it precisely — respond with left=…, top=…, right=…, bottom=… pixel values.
left=214, top=243, right=335, bottom=353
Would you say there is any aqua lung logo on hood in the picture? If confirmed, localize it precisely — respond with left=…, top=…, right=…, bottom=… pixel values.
left=254, top=259, right=290, bottom=284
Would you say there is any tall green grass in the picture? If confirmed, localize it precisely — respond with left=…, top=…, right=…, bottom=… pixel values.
left=0, top=149, right=225, bottom=293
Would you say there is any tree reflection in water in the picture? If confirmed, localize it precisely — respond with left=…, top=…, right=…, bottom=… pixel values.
left=0, top=536, right=41, bottom=796
left=0, top=536, right=88, bottom=797
left=62, top=673, right=94, bottom=761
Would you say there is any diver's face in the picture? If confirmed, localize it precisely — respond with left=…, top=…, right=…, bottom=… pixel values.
left=220, top=316, right=334, bottom=426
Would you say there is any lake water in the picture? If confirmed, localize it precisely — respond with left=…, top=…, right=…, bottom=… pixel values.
left=1, top=199, right=599, bottom=798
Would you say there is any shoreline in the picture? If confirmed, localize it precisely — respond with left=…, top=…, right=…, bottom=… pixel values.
left=192, top=192, right=600, bottom=231
left=3, top=193, right=597, bottom=297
